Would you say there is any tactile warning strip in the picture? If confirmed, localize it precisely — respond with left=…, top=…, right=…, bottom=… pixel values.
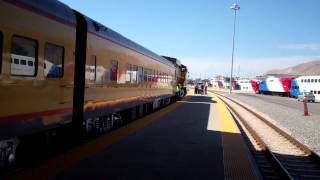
left=210, top=93, right=259, bottom=179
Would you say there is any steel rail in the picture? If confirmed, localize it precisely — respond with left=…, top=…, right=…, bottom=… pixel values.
left=212, top=91, right=320, bottom=179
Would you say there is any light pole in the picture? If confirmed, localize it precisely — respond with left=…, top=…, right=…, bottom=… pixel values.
left=229, top=3, right=240, bottom=94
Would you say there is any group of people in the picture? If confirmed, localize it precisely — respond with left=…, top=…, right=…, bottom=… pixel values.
left=194, top=81, right=208, bottom=95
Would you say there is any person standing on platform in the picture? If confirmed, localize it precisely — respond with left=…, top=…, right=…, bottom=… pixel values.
left=178, top=84, right=183, bottom=97
left=201, top=83, right=204, bottom=95
left=204, top=81, right=208, bottom=95
left=176, top=84, right=180, bottom=98
left=194, top=83, right=198, bottom=94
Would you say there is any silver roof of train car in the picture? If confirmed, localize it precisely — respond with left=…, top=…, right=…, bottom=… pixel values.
left=8, top=0, right=76, bottom=25
left=85, top=17, right=175, bottom=67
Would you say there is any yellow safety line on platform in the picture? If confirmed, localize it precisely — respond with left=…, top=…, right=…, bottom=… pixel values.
left=9, top=96, right=190, bottom=180
left=209, top=92, right=258, bottom=179
left=210, top=93, right=239, bottom=134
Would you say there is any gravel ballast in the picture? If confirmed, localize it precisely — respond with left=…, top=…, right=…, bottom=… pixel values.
left=224, top=92, right=320, bottom=155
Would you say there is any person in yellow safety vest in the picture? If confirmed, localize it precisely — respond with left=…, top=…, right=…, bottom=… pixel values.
left=176, top=84, right=182, bottom=97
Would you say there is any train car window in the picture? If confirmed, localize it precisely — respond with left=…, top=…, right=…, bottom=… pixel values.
left=125, top=64, right=131, bottom=83
left=144, top=68, right=148, bottom=82
left=86, top=55, right=96, bottom=81
left=145, top=69, right=149, bottom=82
left=152, top=70, right=155, bottom=82
left=300, top=79, right=303, bottom=83
left=162, top=72, right=164, bottom=82
left=318, top=91, right=320, bottom=94
left=156, top=71, right=159, bottom=82
left=131, top=65, right=137, bottom=83
left=311, top=79, right=314, bottom=83
left=314, top=91, right=317, bottom=94
left=307, top=79, right=310, bottom=83
left=150, top=69, right=153, bottom=82
left=148, top=69, right=152, bottom=82
left=138, top=66, right=143, bottom=83
left=28, top=61, right=33, bottom=66
left=315, top=79, right=318, bottom=83
left=20, top=59, right=26, bottom=65
left=14, top=58, right=19, bottom=64
left=154, top=70, right=157, bottom=82
left=150, top=69, right=154, bottom=82
left=0, top=32, right=2, bottom=73
left=11, top=35, right=37, bottom=76
left=44, top=43, right=64, bottom=78
left=92, top=55, right=96, bottom=81
left=111, top=60, right=118, bottom=81
left=163, top=73, right=165, bottom=83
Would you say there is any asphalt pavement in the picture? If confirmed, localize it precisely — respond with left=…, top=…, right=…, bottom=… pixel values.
left=54, top=95, right=224, bottom=180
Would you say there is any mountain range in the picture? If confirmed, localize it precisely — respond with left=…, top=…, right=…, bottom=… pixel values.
left=265, top=60, right=320, bottom=76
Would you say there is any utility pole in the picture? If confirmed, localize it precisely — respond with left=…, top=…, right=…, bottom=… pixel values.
left=229, top=3, right=240, bottom=94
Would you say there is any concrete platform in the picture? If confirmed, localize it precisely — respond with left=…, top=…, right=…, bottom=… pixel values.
left=10, top=94, right=260, bottom=180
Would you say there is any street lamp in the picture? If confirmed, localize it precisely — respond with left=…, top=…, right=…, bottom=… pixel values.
left=229, top=3, right=240, bottom=94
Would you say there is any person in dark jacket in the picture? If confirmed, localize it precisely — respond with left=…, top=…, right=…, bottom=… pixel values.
left=194, top=83, right=198, bottom=94
left=201, top=84, right=204, bottom=94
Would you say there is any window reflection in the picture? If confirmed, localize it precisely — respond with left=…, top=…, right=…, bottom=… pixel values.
left=11, top=36, right=37, bottom=76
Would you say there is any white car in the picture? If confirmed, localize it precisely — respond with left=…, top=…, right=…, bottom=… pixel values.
left=297, top=92, right=315, bottom=102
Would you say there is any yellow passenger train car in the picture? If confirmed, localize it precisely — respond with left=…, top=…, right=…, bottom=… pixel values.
left=0, top=0, right=184, bottom=169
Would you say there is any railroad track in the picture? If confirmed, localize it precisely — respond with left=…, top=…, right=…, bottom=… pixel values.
left=212, top=92, right=320, bottom=179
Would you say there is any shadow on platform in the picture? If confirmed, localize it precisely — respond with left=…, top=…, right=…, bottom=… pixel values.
left=6, top=95, right=316, bottom=180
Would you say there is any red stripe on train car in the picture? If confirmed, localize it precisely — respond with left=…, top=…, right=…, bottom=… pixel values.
left=0, top=108, right=72, bottom=125
left=279, top=77, right=294, bottom=92
left=250, top=80, right=258, bottom=92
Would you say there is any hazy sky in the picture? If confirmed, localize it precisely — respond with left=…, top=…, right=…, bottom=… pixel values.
left=60, top=0, right=320, bottom=78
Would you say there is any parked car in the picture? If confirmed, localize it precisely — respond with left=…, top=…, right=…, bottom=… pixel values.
left=297, top=92, right=315, bottom=102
